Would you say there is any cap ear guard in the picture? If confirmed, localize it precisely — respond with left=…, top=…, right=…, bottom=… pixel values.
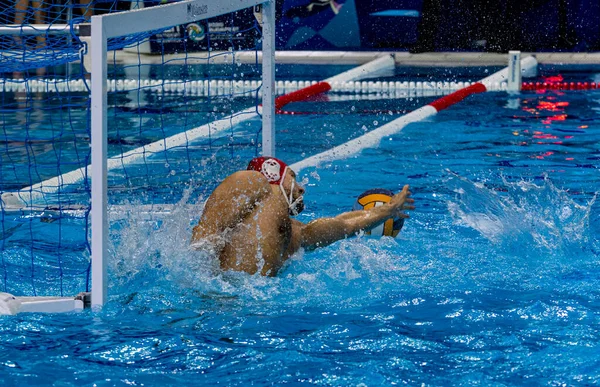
left=278, top=166, right=303, bottom=216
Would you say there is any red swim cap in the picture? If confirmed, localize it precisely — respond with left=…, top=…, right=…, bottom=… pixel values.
left=247, top=157, right=288, bottom=185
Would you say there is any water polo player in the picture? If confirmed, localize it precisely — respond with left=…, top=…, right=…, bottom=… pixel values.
left=191, top=157, right=415, bottom=276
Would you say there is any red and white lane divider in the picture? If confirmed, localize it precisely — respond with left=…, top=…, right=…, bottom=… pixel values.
left=274, top=54, right=395, bottom=112
left=290, top=56, right=539, bottom=173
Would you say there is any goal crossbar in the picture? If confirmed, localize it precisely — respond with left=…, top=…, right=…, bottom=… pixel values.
left=96, top=0, right=265, bottom=39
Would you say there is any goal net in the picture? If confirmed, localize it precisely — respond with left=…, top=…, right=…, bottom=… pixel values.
left=0, top=0, right=275, bottom=312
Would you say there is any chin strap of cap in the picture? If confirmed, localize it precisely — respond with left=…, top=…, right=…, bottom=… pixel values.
left=278, top=166, right=303, bottom=216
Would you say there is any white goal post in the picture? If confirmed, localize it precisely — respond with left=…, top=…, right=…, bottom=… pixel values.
left=90, top=0, right=276, bottom=308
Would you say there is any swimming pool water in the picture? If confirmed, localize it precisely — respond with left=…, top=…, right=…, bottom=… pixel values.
left=1, top=65, right=600, bottom=385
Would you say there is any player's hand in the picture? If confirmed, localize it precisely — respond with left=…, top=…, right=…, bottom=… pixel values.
left=389, top=185, right=415, bottom=218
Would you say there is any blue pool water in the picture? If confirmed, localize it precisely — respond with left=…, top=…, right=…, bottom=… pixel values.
left=1, top=65, right=600, bottom=385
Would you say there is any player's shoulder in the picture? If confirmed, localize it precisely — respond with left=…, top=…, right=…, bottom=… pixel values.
left=218, top=170, right=271, bottom=193
left=226, top=170, right=269, bottom=184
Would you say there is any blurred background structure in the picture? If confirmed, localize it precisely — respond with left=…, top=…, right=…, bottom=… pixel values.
left=1, top=0, right=599, bottom=55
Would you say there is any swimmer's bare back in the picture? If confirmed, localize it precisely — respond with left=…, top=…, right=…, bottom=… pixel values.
left=192, top=171, right=293, bottom=276
left=192, top=170, right=415, bottom=276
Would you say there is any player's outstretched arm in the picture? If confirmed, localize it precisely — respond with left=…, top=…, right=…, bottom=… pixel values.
left=300, top=185, right=414, bottom=250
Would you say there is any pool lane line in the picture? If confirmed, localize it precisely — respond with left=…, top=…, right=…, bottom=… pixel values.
left=428, top=83, right=487, bottom=111
left=0, top=78, right=491, bottom=95
left=290, top=56, right=539, bottom=174
left=18, top=78, right=598, bottom=96
left=0, top=107, right=258, bottom=209
left=0, top=56, right=396, bottom=210
left=274, top=54, right=395, bottom=112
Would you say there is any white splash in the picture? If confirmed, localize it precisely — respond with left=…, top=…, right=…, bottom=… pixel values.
left=447, top=172, right=596, bottom=253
